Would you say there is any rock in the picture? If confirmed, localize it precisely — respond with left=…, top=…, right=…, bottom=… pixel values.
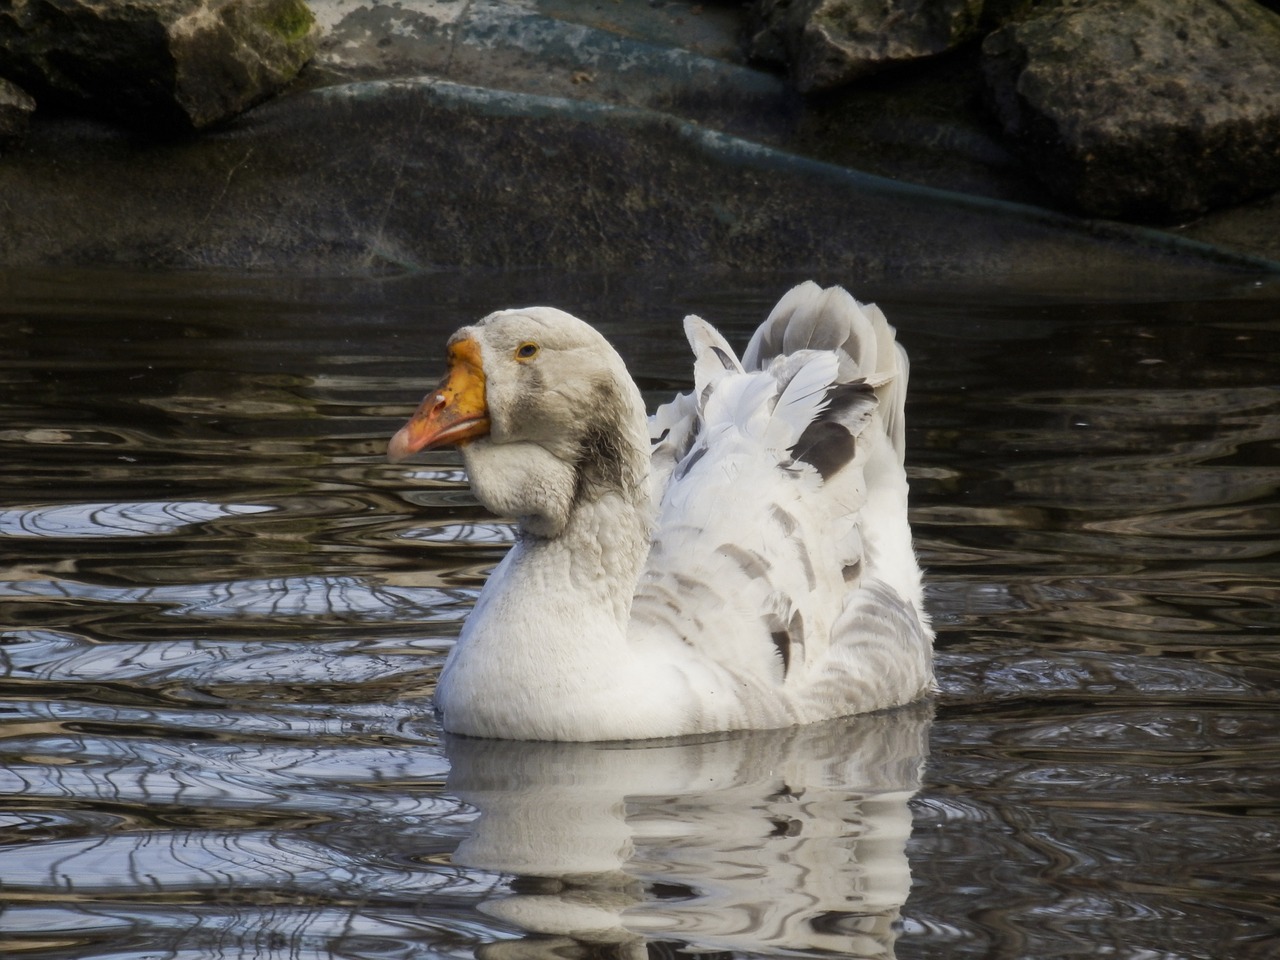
left=0, top=0, right=1277, bottom=275
left=308, top=0, right=792, bottom=145
left=748, top=0, right=986, bottom=93
left=982, top=0, right=1280, bottom=222
left=0, top=0, right=318, bottom=132
left=0, top=77, right=36, bottom=146
left=1, top=76, right=1275, bottom=280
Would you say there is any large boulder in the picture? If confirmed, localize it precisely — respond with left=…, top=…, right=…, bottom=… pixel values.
left=0, top=76, right=36, bottom=146
left=2, top=76, right=1274, bottom=279
left=0, top=0, right=318, bottom=132
left=748, top=0, right=986, bottom=93
left=982, top=0, right=1280, bottom=222
left=308, top=0, right=791, bottom=144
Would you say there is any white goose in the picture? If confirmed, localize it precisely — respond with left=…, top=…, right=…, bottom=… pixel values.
left=389, top=282, right=933, bottom=741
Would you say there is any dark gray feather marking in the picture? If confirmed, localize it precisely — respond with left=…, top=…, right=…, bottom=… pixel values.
left=710, top=345, right=736, bottom=370
left=770, top=504, right=798, bottom=536
left=787, top=609, right=806, bottom=669
left=770, top=631, right=791, bottom=676
left=684, top=413, right=703, bottom=452
left=630, top=597, right=689, bottom=641
left=791, top=421, right=855, bottom=480
left=824, top=381, right=875, bottom=435
left=798, top=546, right=817, bottom=592
left=674, top=573, right=702, bottom=593
left=824, top=380, right=877, bottom=423
left=721, top=544, right=771, bottom=580
left=573, top=385, right=632, bottom=503
left=789, top=381, right=877, bottom=480
left=668, top=411, right=702, bottom=464
left=673, top=444, right=708, bottom=482
left=766, top=609, right=805, bottom=677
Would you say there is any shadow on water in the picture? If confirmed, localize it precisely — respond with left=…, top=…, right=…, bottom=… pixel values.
left=0, top=268, right=1278, bottom=959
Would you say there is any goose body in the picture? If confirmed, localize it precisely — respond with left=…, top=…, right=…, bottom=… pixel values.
left=389, top=282, right=933, bottom=741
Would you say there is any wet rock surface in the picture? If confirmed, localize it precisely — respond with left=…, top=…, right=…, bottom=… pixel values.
left=982, top=0, right=1280, bottom=223
left=1, top=0, right=1278, bottom=274
left=0, top=77, right=35, bottom=146
left=3, top=76, right=1274, bottom=281
left=747, top=0, right=987, bottom=93
left=308, top=0, right=795, bottom=144
left=0, top=0, right=318, bottom=131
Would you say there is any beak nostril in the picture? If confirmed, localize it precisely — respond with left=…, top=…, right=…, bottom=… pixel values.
left=390, top=339, right=489, bottom=461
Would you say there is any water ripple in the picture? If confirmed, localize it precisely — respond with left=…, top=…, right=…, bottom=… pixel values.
left=0, top=734, right=459, bottom=825
left=0, top=500, right=275, bottom=539
left=936, top=648, right=1275, bottom=707
left=0, top=829, right=485, bottom=899
left=3, top=272, right=1278, bottom=960
left=0, top=629, right=443, bottom=690
left=0, top=574, right=468, bottom=621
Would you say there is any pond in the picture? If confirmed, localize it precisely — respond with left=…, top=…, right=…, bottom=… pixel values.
left=1, top=268, right=1277, bottom=960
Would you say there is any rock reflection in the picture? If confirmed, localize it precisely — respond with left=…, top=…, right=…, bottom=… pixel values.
left=446, top=702, right=932, bottom=959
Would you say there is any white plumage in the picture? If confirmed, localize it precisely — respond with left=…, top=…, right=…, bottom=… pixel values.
left=389, top=281, right=934, bottom=740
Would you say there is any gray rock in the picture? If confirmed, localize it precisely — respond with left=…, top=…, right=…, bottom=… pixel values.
left=0, top=0, right=318, bottom=132
left=982, top=0, right=1280, bottom=222
left=1, top=77, right=1274, bottom=280
left=748, top=0, right=985, bottom=93
left=309, top=0, right=791, bottom=144
left=0, top=0, right=1276, bottom=274
left=0, top=76, right=36, bottom=146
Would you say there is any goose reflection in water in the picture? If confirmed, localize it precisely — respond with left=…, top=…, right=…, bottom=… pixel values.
left=445, top=700, right=932, bottom=960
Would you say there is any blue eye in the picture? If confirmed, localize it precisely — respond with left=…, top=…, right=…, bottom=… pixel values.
left=515, top=342, right=539, bottom=360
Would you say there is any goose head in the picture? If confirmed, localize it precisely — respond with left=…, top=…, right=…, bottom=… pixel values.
left=388, top=308, right=651, bottom=538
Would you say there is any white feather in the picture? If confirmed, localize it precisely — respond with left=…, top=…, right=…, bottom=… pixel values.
left=764, top=351, right=839, bottom=450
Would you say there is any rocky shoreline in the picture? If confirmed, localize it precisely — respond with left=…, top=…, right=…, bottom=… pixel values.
left=2, top=0, right=1278, bottom=278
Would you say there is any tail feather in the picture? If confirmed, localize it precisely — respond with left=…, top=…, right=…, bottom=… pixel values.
left=743, top=282, right=891, bottom=382
left=684, top=314, right=744, bottom=401
left=765, top=352, right=839, bottom=450
left=882, top=344, right=909, bottom=466
left=742, top=281, right=823, bottom=370
left=652, top=281, right=909, bottom=495
left=643, top=281, right=931, bottom=703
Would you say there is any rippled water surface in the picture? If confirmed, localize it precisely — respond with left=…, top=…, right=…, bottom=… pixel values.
left=2, top=269, right=1277, bottom=960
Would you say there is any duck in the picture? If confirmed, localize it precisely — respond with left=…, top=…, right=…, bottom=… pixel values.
left=388, top=282, right=933, bottom=741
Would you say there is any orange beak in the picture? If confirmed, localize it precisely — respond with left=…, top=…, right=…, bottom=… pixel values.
left=387, top=337, right=491, bottom=462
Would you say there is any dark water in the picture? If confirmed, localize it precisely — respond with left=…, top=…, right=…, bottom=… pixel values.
left=1, top=269, right=1277, bottom=960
